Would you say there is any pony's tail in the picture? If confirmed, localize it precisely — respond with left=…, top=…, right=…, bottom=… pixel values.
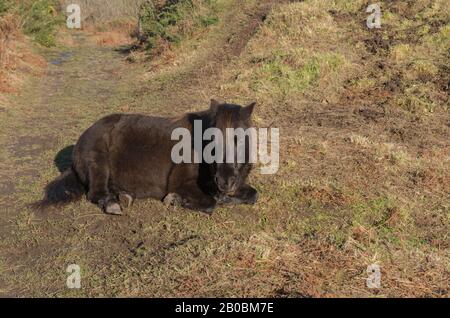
left=32, top=168, right=85, bottom=211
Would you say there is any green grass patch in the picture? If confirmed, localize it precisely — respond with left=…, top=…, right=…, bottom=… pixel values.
left=198, top=14, right=219, bottom=27
left=352, top=197, right=397, bottom=229
left=253, top=51, right=344, bottom=96
left=139, top=0, right=219, bottom=54
left=396, top=83, right=439, bottom=113
left=18, top=0, right=63, bottom=47
left=0, top=0, right=13, bottom=16
left=287, top=195, right=412, bottom=249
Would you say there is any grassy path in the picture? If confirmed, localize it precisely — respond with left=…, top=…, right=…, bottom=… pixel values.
left=0, top=3, right=292, bottom=297
left=0, top=32, right=149, bottom=296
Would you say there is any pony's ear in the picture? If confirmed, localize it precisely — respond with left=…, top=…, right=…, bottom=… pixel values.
left=240, top=102, right=256, bottom=121
left=210, top=99, right=221, bottom=113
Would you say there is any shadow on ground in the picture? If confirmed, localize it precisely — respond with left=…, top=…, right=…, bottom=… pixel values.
left=54, top=145, right=74, bottom=173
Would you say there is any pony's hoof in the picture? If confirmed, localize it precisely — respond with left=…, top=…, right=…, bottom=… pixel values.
left=105, top=203, right=123, bottom=215
left=202, top=207, right=215, bottom=215
left=163, top=193, right=183, bottom=207
left=119, top=193, right=133, bottom=208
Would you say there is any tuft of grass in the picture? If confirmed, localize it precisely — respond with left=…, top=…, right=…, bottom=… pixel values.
left=329, top=0, right=366, bottom=14
left=353, top=197, right=399, bottom=230
left=0, top=0, right=13, bottom=16
left=252, top=51, right=345, bottom=97
left=198, top=14, right=219, bottom=27
left=396, top=84, right=439, bottom=113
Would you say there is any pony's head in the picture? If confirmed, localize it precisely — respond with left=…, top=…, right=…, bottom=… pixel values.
left=209, top=99, right=256, bottom=194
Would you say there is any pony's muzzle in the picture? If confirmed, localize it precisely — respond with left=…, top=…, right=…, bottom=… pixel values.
left=216, top=176, right=237, bottom=194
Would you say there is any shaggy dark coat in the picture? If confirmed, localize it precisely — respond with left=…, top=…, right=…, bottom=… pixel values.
left=35, top=100, right=258, bottom=214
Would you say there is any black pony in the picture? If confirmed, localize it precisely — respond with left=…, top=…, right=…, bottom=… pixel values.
left=35, top=100, right=258, bottom=214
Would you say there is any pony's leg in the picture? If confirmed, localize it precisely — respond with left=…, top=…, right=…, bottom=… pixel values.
left=86, top=158, right=122, bottom=215
left=216, top=184, right=258, bottom=205
left=165, top=181, right=216, bottom=214
left=107, top=181, right=134, bottom=210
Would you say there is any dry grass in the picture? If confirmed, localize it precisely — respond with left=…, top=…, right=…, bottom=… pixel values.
left=215, top=0, right=450, bottom=296
left=56, top=1, right=146, bottom=47
left=85, top=20, right=137, bottom=46
left=58, top=0, right=144, bottom=24
left=0, top=14, right=18, bottom=69
left=0, top=14, right=46, bottom=94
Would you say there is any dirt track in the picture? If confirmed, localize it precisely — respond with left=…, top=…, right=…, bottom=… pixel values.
left=0, top=3, right=291, bottom=297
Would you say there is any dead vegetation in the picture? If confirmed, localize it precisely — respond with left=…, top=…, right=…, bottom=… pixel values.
left=0, top=13, right=46, bottom=94
left=57, top=0, right=144, bottom=47
left=58, top=0, right=144, bottom=24
left=0, top=14, right=20, bottom=92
